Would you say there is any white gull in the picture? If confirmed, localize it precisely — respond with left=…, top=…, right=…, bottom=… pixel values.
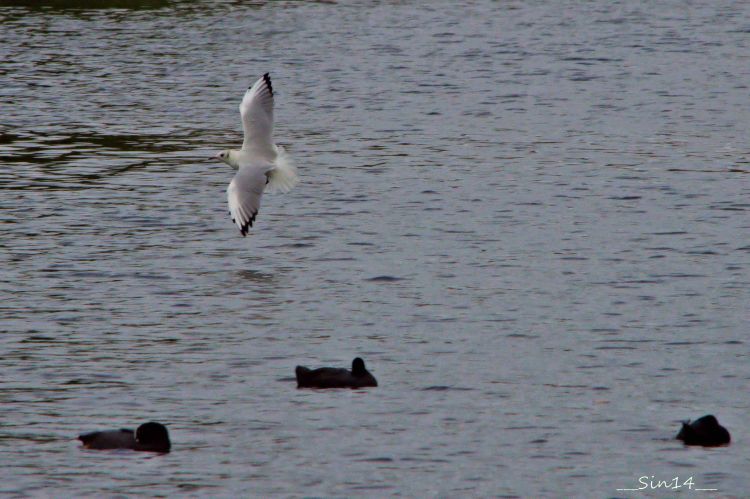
left=214, top=73, right=298, bottom=236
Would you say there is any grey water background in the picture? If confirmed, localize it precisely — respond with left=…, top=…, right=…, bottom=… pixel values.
left=1, top=0, right=749, bottom=496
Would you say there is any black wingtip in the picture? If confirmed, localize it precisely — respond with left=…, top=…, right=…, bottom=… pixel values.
left=248, top=73, right=273, bottom=95
left=238, top=211, right=257, bottom=237
left=262, top=73, right=273, bottom=96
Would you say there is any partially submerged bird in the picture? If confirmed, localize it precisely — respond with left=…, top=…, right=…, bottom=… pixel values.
left=296, top=357, right=378, bottom=389
left=78, top=422, right=171, bottom=453
left=676, top=414, right=730, bottom=447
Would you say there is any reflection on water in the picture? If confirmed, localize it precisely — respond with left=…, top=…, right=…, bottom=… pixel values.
left=0, top=0, right=171, bottom=10
left=2, top=0, right=749, bottom=496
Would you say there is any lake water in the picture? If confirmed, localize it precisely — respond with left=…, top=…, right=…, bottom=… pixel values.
left=1, top=0, right=749, bottom=497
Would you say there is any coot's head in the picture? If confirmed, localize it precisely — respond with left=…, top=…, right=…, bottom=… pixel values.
left=352, top=357, right=367, bottom=377
left=135, top=422, right=171, bottom=453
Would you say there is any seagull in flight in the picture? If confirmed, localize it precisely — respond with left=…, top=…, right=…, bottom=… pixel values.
left=214, top=73, right=299, bottom=236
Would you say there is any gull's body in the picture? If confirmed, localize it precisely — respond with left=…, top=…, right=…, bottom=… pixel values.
left=215, top=73, right=298, bottom=236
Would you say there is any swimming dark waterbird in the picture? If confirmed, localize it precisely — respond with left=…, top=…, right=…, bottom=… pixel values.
left=295, top=357, right=378, bottom=389
left=78, top=422, right=171, bottom=453
left=676, top=415, right=730, bottom=447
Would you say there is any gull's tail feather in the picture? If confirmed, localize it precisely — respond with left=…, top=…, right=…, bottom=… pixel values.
left=267, top=145, right=299, bottom=194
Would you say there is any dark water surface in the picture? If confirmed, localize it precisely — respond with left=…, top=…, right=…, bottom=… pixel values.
left=1, top=1, right=749, bottom=497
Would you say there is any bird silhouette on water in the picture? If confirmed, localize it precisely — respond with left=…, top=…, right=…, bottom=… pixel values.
left=676, top=415, right=730, bottom=447
left=78, top=422, right=171, bottom=453
left=295, top=357, right=378, bottom=389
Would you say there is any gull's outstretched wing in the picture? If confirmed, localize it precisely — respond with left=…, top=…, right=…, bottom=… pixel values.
left=227, top=162, right=271, bottom=237
left=240, top=73, right=274, bottom=157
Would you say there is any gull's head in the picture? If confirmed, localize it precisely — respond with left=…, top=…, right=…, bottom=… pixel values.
left=214, top=150, right=232, bottom=165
